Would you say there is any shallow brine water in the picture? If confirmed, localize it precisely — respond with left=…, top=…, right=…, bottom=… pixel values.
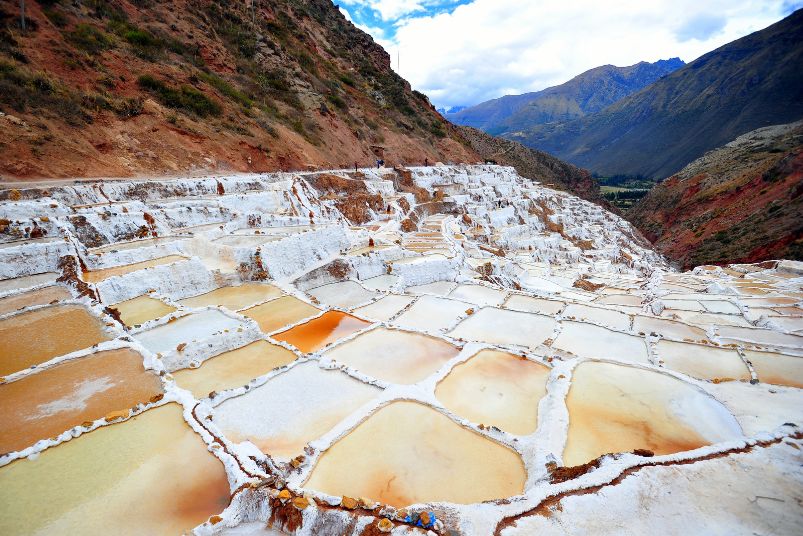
left=563, top=362, right=742, bottom=466
left=273, top=311, right=370, bottom=353
left=436, top=349, right=550, bottom=435
left=179, top=283, right=282, bottom=311
left=303, top=401, right=526, bottom=507
left=82, top=255, right=188, bottom=283
left=322, top=327, right=459, bottom=384
left=172, top=340, right=297, bottom=398
left=0, top=348, right=163, bottom=453
left=0, top=403, right=230, bottom=536
left=0, top=305, right=111, bottom=376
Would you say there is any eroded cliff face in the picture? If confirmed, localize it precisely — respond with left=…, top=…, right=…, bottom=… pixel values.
left=0, top=0, right=477, bottom=180
left=629, top=122, right=803, bottom=269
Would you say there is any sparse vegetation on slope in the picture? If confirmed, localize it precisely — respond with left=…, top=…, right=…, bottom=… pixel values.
left=0, top=0, right=476, bottom=179
left=628, top=121, right=803, bottom=268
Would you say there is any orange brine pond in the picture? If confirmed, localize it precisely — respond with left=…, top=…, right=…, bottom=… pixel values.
left=0, top=403, right=230, bottom=536
left=110, top=295, right=177, bottom=327
left=563, top=362, right=742, bottom=466
left=273, top=311, right=370, bottom=353
left=303, top=401, right=526, bottom=507
left=242, top=295, right=320, bottom=334
left=436, top=350, right=550, bottom=435
left=81, top=255, right=188, bottom=283
left=173, top=340, right=297, bottom=398
left=0, top=285, right=72, bottom=316
left=0, top=348, right=163, bottom=453
left=0, top=305, right=111, bottom=376
left=178, top=283, right=283, bottom=311
left=322, top=327, right=459, bottom=384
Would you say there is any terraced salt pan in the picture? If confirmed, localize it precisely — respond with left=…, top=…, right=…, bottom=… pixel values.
left=669, top=310, right=752, bottom=328
left=213, top=362, right=380, bottom=458
left=81, top=255, right=188, bottom=283
left=0, top=305, right=111, bottom=376
left=633, top=316, right=708, bottom=342
left=503, top=294, right=565, bottom=315
left=133, top=310, right=244, bottom=354
left=358, top=274, right=399, bottom=292
left=563, top=362, right=742, bottom=466
left=717, top=325, right=803, bottom=349
left=110, top=295, right=176, bottom=327
left=744, top=350, right=803, bottom=388
left=173, top=340, right=297, bottom=398
left=213, top=235, right=282, bottom=247
left=562, top=303, right=631, bottom=331
left=405, top=280, right=457, bottom=296
left=306, top=281, right=378, bottom=308
left=393, top=295, right=472, bottom=332
left=0, top=348, right=163, bottom=453
left=436, top=350, right=550, bottom=434
left=0, top=272, right=58, bottom=293
left=303, top=401, right=526, bottom=507
left=449, top=307, right=555, bottom=349
left=352, top=294, right=415, bottom=321
left=273, top=311, right=370, bottom=353
left=0, top=403, right=230, bottom=536
left=0, top=285, right=72, bottom=316
left=595, top=294, right=643, bottom=306
left=656, top=340, right=750, bottom=381
left=448, top=284, right=508, bottom=306
left=88, top=236, right=183, bottom=254
left=552, top=321, right=649, bottom=363
left=322, top=327, right=459, bottom=384
left=242, top=296, right=320, bottom=334
left=179, top=283, right=282, bottom=311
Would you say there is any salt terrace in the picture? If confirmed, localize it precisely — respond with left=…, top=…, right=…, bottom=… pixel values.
left=0, top=165, right=801, bottom=535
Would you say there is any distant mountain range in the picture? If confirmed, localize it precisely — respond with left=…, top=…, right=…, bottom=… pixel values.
left=502, top=9, right=803, bottom=179
left=449, top=58, right=685, bottom=134
left=437, top=105, right=468, bottom=116
left=629, top=121, right=803, bottom=268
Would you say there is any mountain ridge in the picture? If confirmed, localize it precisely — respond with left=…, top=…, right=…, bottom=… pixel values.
left=449, top=58, right=684, bottom=134
left=507, top=9, right=803, bottom=179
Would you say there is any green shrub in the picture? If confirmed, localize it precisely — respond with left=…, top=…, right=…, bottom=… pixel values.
left=339, top=74, right=356, bottom=87
left=198, top=72, right=252, bottom=108
left=327, top=93, right=347, bottom=110
left=68, top=24, right=113, bottom=54
left=137, top=74, right=221, bottom=116
left=0, top=62, right=90, bottom=125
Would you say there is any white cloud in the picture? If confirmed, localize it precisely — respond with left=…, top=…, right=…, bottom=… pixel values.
left=340, top=0, right=427, bottom=21
left=360, top=0, right=794, bottom=108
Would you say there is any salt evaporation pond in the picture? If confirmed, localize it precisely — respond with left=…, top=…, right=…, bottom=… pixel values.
left=303, top=401, right=526, bottom=507
left=179, top=283, right=283, bottom=311
left=173, top=340, right=297, bottom=398
left=436, top=349, right=550, bottom=434
left=0, top=165, right=800, bottom=535
left=0, top=305, right=111, bottom=375
left=0, top=348, right=163, bottom=453
left=273, top=311, right=370, bottom=353
left=111, top=295, right=177, bottom=327
left=0, top=404, right=230, bottom=536
left=563, top=362, right=742, bottom=466
left=322, top=327, right=459, bottom=384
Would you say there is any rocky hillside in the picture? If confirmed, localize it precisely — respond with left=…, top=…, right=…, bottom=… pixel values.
left=509, top=9, right=803, bottom=179
left=457, top=126, right=610, bottom=207
left=628, top=121, right=803, bottom=269
left=0, top=0, right=477, bottom=180
left=449, top=58, right=684, bottom=134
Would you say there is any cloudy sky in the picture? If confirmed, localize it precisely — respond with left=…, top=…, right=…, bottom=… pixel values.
left=338, top=0, right=803, bottom=109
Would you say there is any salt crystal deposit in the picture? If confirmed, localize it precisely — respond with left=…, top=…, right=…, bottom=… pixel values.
left=0, top=165, right=800, bottom=535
